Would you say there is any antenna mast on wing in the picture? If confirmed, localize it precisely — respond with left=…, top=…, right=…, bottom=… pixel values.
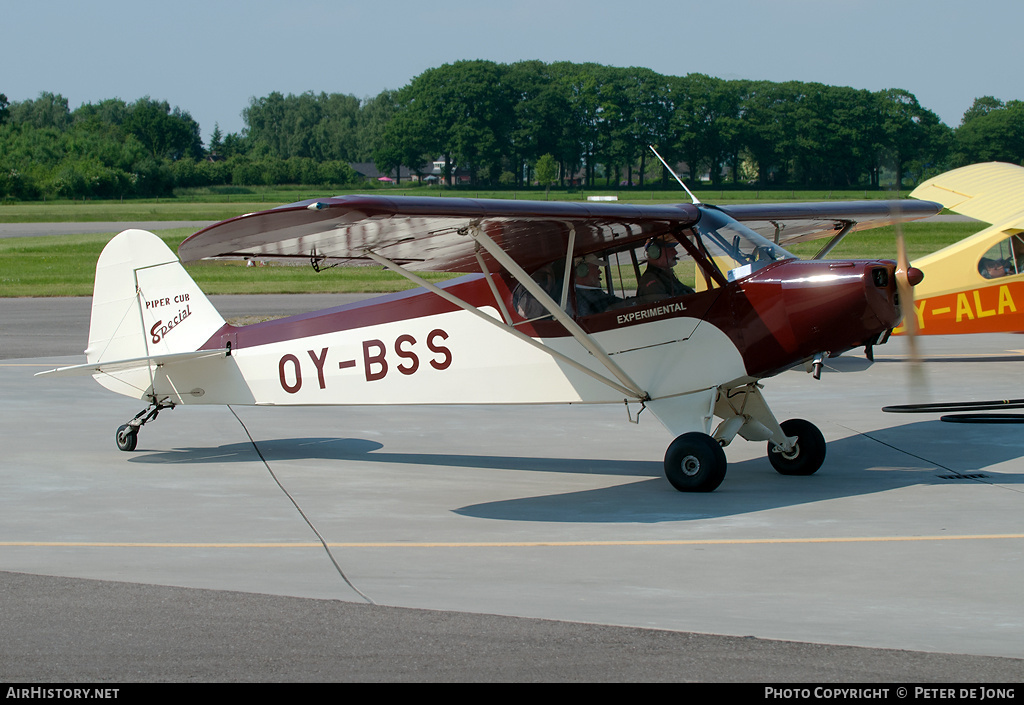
left=649, top=145, right=700, bottom=205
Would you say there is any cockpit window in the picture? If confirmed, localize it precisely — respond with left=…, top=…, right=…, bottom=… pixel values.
left=692, top=207, right=796, bottom=282
left=512, top=260, right=567, bottom=321
left=511, top=209, right=798, bottom=323
left=580, top=243, right=700, bottom=309
left=979, top=234, right=1024, bottom=279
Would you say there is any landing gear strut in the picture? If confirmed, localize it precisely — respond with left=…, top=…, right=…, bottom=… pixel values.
left=115, top=398, right=174, bottom=452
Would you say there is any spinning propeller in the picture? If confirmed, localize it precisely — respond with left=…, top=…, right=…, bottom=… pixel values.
left=892, top=207, right=928, bottom=398
left=883, top=206, right=1024, bottom=421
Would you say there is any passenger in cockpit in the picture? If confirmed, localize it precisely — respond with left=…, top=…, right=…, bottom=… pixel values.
left=574, top=254, right=624, bottom=316
left=513, top=263, right=560, bottom=319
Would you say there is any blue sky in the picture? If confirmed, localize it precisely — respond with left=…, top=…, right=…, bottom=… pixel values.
left=4, top=0, right=1021, bottom=143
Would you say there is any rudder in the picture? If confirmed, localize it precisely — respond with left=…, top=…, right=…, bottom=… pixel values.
left=87, top=229, right=225, bottom=365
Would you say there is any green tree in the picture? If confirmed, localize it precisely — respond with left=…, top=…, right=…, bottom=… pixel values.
left=72, top=98, right=128, bottom=128
left=375, top=87, right=434, bottom=182
left=874, top=89, right=946, bottom=189
left=672, top=74, right=743, bottom=187
left=960, top=96, right=1004, bottom=126
left=311, top=93, right=362, bottom=162
left=535, top=153, right=558, bottom=197
left=953, top=100, right=1024, bottom=165
left=381, top=61, right=514, bottom=186
left=505, top=61, right=573, bottom=186
left=737, top=81, right=799, bottom=186
left=208, top=124, right=223, bottom=159
left=124, top=97, right=202, bottom=161
left=552, top=62, right=606, bottom=187
left=9, top=92, right=71, bottom=130
left=618, top=69, right=676, bottom=187
left=356, top=90, right=398, bottom=162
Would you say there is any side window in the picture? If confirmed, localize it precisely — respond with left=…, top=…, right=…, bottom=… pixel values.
left=633, top=238, right=698, bottom=302
left=512, top=260, right=566, bottom=321
left=978, top=235, right=1024, bottom=279
left=572, top=239, right=702, bottom=319
left=573, top=253, right=626, bottom=317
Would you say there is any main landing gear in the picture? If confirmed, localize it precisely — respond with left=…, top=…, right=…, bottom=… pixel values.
left=115, top=398, right=175, bottom=451
left=663, top=417, right=826, bottom=492
left=661, top=385, right=827, bottom=492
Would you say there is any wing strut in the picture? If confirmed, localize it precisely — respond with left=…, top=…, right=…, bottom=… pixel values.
left=473, top=249, right=514, bottom=324
left=464, top=223, right=649, bottom=401
left=812, top=221, right=855, bottom=260
left=361, top=248, right=648, bottom=401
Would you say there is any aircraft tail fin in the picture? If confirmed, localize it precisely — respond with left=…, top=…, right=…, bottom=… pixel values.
left=85, top=229, right=225, bottom=366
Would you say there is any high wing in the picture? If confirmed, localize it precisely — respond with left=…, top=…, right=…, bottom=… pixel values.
left=178, top=195, right=940, bottom=271
left=719, top=200, right=942, bottom=251
left=909, top=161, right=1024, bottom=229
left=178, top=196, right=702, bottom=273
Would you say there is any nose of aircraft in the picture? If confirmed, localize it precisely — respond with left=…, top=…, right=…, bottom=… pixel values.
left=713, top=259, right=905, bottom=377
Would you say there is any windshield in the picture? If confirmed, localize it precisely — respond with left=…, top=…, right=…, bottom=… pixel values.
left=509, top=207, right=801, bottom=324
left=692, top=207, right=796, bottom=282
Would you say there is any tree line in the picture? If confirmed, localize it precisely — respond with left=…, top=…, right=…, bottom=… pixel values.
left=2, top=60, right=1022, bottom=200
left=0, top=92, right=360, bottom=200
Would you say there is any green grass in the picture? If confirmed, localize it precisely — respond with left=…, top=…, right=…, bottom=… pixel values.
left=0, top=228, right=456, bottom=297
left=0, top=201, right=268, bottom=223
left=785, top=221, right=983, bottom=263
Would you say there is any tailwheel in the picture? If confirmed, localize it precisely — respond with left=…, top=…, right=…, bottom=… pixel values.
left=113, top=398, right=175, bottom=452
left=767, top=419, right=826, bottom=476
left=115, top=424, right=138, bottom=452
left=664, top=432, right=727, bottom=492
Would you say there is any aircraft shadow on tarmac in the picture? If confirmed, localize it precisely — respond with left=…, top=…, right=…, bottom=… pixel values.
left=127, top=418, right=1024, bottom=524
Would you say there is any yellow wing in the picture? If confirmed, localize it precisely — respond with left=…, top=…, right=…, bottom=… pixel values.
left=910, top=162, right=1024, bottom=226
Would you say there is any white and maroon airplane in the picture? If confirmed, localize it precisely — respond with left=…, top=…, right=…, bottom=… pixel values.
left=39, top=194, right=938, bottom=492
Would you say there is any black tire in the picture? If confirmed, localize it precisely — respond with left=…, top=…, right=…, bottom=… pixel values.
left=767, top=419, right=825, bottom=476
left=664, top=432, right=727, bottom=492
left=115, top=424, right=138, bottom=452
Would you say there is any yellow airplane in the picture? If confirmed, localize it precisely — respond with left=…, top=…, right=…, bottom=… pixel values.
left=898, top=162, right=1024, bottom=336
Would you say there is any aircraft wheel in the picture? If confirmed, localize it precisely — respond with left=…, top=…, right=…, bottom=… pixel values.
left=115, top=424, right=138, bottom=452
left=664, top=432, right=727, bottom=492
left=768, top=419, right=825, bottom=476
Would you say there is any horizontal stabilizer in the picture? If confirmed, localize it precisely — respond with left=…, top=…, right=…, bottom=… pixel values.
left=35, top=349, right=230, bottom=379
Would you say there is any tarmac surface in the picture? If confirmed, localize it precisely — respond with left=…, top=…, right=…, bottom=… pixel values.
left=1, top=220, right=1023, bottom=682
left=3, top=296, right=1024, bottom=682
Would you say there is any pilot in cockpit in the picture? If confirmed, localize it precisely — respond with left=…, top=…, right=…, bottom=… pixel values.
left=637, top=237, right=695, bottom=301
left=979, top=257, right=1012, bottom=280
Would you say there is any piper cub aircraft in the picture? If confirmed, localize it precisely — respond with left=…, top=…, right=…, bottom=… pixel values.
left=38, top=194, right=939, bottom=492
left=898, top=162, right=1024, bottom=336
